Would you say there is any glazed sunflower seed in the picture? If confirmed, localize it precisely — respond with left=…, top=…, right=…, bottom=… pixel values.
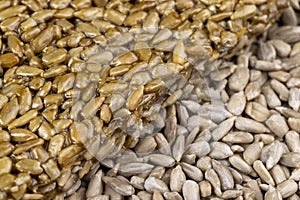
left=0, top=0, right=295, bottom=198
left=15, top=159, right=43, bottom=175
left=13, top=138, right=44, bottom=155
left=8, top=109, right=38, bottom=130
left=0, top=98, right=19, bottom=126
left=0, top=157, right=12, bottom=176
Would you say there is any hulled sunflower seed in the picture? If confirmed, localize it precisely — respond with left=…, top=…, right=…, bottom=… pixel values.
left=253, top=160, right=275, bottom=186
left=170, top=165, right=186, bottom=193
left=144, top=177, right=169, bottom=193
left=182, top=180, right=200, bottom=200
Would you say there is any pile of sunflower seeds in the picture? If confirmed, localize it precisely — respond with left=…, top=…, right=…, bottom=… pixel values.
left=0, top=0, right=294, bottom=199
left=64, top=1, right=300, bottom=200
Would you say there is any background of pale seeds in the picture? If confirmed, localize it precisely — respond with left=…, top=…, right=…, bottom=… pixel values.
left=1, top=0, right=300, bottom=200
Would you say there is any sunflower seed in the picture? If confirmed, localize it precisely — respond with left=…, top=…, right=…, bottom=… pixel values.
left=119, top=163, right=154, bottom=176
left=182, top=180, right=200, bottom=200
left=181, top=162, right=203, bottom=182
left=265, top=114, right=289, bottom=137
left=209, top=142, right=233, bottom=159
left=229, top=155, right=255, bottom=176
left=205, top=168, right=222, bottom=197
left=265, top=186, right=282, bottom=200
left=212, top=160, right=234, bottom=190
left=170, top=165, right=186, bottom=192
left=149, top=154, right=175, bottom=168
left=144, top=177, right=169, bottom=193
left=277, top=180, right=298, bottom=198
left=280, top=152, right=300, bottom=167
left=270, top=165, right=287, bottom=185
left=253, top=160, right=275, bottom=186
left=172, top=135, right=185, bottom=162
left=243, top=142, right=263, bottom=165
left=211, top=116, right=235, bottom=141
left=235, top=117, right=270, bottom=133
left=102, top=176, right=135, bottom=196
left=185, top=141, right=210, bottom=158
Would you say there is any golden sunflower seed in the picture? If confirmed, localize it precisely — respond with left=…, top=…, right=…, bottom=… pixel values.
left=13, top=138, right=44, bottom=155
left=31, top=27, right=54, bottom=53
left=74, top=7, right=103, bottom=21
left=128, top=86, right=144, bottom=111
left=15, top=159, right=43, bottom=175
left=0, top=97, right=19, bottom=126
left=0, top=174, right=15, bottom=190
left=0, top=5, right=26, bottom=21
left=0, top=157, right=12, bottom=175
left=8, top=109, right=38, bottom=130
left=104, top=9, right=126, bottom=25
left=42, top=159, right=61, bottom=181
left=0, top=53, right=19, bottom=68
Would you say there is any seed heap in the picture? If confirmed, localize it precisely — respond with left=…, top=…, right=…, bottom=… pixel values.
left=0, top=0, right=290, bottom=199
left=71, top=2, right=300, bottom=199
